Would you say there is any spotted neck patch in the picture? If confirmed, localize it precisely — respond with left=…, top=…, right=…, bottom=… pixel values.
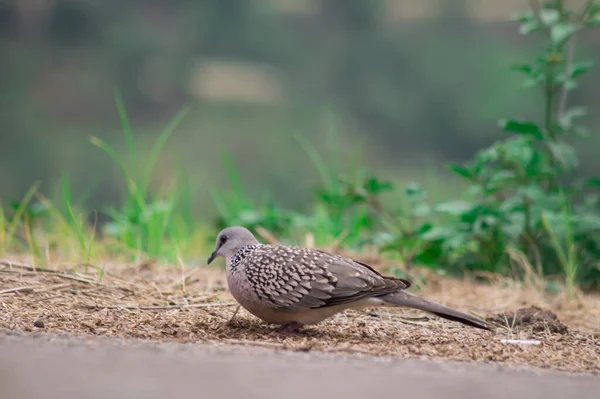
left=229, top=244, right=261, bottom=272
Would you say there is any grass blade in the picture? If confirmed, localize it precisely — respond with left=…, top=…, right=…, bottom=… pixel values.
left=0, top=202, right=5, bottom=255
left=141, top=106, right=190, bottom=195
left=60, top=172, right=73, bottom=216
left=90, top=135, right=144, bottom=210
left=294, top=134, right=331, bottom=187
left=113, top=87, right=136, bottom=167
left=5, top=182, right=40, bottom=251
left=219, top=148, right=245, bottom=200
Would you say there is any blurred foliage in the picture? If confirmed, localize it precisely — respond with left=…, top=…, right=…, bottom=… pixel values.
left=378, top=0, right=600, bottom=292
left=1, top=0, right=600, bottom=210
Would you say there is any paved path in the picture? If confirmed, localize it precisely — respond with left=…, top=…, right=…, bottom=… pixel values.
left=1, top=330, right=598, bottom=399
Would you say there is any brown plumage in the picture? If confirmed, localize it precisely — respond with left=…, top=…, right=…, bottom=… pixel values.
left=207, top=226, right=494, bottom=333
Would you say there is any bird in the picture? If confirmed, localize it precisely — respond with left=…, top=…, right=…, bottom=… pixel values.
left=207, top=226, right=494, bottom=334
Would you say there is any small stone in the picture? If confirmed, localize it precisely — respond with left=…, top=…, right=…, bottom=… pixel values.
left=33, top=319, right=45, bottom=328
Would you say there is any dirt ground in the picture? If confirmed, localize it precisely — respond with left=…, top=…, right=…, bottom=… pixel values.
left=1, top=257, right=599, bottom=374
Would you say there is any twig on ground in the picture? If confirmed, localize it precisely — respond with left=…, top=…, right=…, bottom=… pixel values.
left=33, top=283, right=73, bottom=293
left=79, top=302, right=237, bottom=311
left=324, top=345, right=378, bottom=356
left=0, top=260, right=134, bottom=293
left=0, top=286, right=37, bottom=295
left=55, top=273, right=133, bottom=292
left=223, top=339, right=285, bottom=349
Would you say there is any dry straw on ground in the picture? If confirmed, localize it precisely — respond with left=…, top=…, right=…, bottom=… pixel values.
left=1, top=257, right=599, bottom=374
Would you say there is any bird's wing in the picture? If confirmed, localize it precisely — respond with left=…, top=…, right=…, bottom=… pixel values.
left=243, top=246, right=410, bottom=311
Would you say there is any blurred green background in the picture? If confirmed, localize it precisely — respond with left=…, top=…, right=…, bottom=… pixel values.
left=1, top=0, right=599, bottom=218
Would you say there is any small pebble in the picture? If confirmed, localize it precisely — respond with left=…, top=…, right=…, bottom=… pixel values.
left=33, top=319, right=45, bottom=328
left=500, top=339, right=540, bottom=345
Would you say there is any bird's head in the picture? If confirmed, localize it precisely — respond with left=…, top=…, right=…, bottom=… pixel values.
left=207, top=226, right=260, bottom=264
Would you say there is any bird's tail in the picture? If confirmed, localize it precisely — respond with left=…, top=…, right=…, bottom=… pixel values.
left=379, top=291, right=494, bottom=331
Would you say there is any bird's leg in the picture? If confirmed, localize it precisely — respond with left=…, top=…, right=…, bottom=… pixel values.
left=276, top=322, right=304, bottom=335
left=228, top=305, right=241, bottom=324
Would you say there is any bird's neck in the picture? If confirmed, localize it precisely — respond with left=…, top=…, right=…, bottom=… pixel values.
left=226, top=244, right=262, bottom=272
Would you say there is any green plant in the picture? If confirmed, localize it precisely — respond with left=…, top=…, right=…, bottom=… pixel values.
left=91, top=89, right=191, bottom=262
left=210, top=148, right=295, bottom=238
left=380, top=0, right=600, bottom=291
left=211, top=125, right=394, bottom=249
left=0, top=182, right=41, bottom=257
left=60, top=180, right=98, bottom=272
left=290, top=112, right=394, bottom=248
left=293, top=166, right=394, bottom=248
left=540, top=196, right=578, bottom=298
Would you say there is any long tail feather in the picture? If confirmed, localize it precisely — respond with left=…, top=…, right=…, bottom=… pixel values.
left=380, top=291, right=493, bottom=331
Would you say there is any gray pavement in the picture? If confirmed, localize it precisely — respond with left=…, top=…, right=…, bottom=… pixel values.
left=1, top=330, right=598, bottom=399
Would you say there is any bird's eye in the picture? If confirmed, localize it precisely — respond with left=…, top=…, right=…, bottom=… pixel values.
left=220, top=235, right=228, bottom=244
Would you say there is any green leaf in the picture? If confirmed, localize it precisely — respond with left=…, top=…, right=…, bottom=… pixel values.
left=441, top=232, right=470, bottom=251
left=113, top=88, right=135, bottom=169
left=448, top=163, right=472, bottom=179
left=570, top=60, right=594, bottom=78
left=434, top=200, right=474, bottom=216
left=474, top=146, right=500, bottom=168
left=544, top=280, right=561, bottom=294
left=28, top=202, right=50, bottom=218
left=142, top=106, right=189, bottom=196
left=504, top=137, right=534, bottom=164
left=560, top=106, right=588, bottom=130
left=412, top=203, right=431, bottom=217
left=414, top=244, right=444, bottom=266
left=520, top=20, right=542, bottom=35
left=573, top=213, right=600, bottom=232
left=499, top=119, right=544, bottom=140
left=517, top=185, right=546, bottom=201
left=363, top=176, right=393, bottom=194
left=550, top=23, right=579, bottom=45
left=510, top=64, right=533, bottom=75
left=587, top=8, right=600, bottom=26
left=582, top=178, right=600, bottom=189
left=572, top=125, right=591, bottom=138
left=547, top=141, right=579, bottom=171
left=523, top=75, right=544, bottom=88
left=501, top=211, right=525, bottom=240
left=404, top=182, right=425, bottom=201
left=420, top=226, right=455, bottom=241
left=511, top=10, right=534, bottom=22
left=487, top=171, right=517, bottom=190
left=539, top=9, right=560, bottom=26
left=473, top=215, right=499, bottom=235
left=565, top=79, right=578, bottom=90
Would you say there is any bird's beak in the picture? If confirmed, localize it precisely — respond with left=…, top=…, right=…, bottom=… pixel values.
left=207, top=250, right=217, bottom=265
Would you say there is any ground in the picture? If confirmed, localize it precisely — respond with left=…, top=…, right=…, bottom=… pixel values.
left=3, top=330, right=600, bottom=399
left=1, top=256, right=599, bottom=376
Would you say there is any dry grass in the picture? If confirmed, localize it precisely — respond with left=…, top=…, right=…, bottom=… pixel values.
left=1, top=257, right=599, bottom=374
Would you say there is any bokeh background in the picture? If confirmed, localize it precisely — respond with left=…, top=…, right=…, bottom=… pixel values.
left=1, top=0, right=599, bottom=219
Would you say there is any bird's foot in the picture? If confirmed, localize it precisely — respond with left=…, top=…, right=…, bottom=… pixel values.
left=276, top=322, right=304, bottom=336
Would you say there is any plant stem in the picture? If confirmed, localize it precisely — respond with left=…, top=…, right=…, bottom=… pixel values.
left=557, top=0, right=593, bottom=122
left=522, top=194, right=533, bottom=244
left=557, top=36, right=575, bottom=120
left=544, top=70, right=556, bottom=139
